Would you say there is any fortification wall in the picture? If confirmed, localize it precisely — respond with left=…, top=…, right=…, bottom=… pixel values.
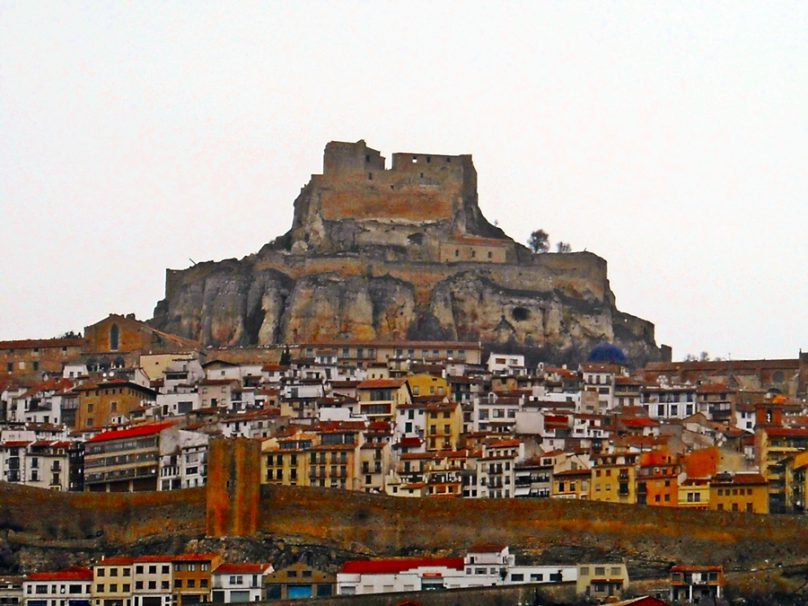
left=0, top=483, right=205, bottom=546
left=257, top=485, right=808, bottom=570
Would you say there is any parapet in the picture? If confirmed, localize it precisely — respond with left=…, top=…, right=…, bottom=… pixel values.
left=322, top=140, right=473, bottom=178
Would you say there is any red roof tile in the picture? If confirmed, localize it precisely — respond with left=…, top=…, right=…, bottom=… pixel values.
left=87, top=421, right=175, bottom=444
left=26, top=568, right=92, bottom=582
left=341, top=558, right=464, bottom=574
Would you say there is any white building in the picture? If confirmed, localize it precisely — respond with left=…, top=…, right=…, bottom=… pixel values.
left=23, top=568, right=92, bottom=606
left=337, top=545, right=577, bottom=597
left=487, top=353, right=526, bottom=376
left=158, top=430, right=209, bottom=491
left=211, top=563, right=272, bottom=603
left=337, top=557, right=466, bottom=595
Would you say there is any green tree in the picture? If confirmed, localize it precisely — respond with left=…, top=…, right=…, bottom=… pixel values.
left=527, top=229, right=550, bottom=253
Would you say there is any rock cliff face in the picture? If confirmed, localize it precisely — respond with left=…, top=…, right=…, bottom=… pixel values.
left=151, top=140, right=664, bottom=364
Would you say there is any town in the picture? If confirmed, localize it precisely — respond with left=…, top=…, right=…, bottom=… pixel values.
left=0, top=313, right=806, bottom=603
left=3, top=314, right=806, bottom=513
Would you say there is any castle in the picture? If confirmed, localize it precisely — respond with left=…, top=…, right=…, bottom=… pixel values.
left=286, top=139, right=518, bottom=264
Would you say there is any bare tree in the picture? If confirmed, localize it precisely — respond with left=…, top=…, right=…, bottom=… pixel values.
left=556, top=241, right=571, bottom=253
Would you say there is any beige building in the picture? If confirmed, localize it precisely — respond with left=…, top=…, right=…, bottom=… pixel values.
left=263, top=563, right=334, bottom=601
left=132, top=556, right=173, bottom=606
left=93, top=557, right=134, bottom=606
left=576, top=563, right=629, bottom=600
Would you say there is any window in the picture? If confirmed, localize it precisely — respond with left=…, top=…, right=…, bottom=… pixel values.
left=110, top=324, right=119, bottom=351
left=97, top=570, right=105, bottom=578
left=96, top=586, right=104, bottom=593
left=511, top=574, right=524, bottom=582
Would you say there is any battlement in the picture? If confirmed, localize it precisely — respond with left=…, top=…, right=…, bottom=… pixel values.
left=322, top=140, right=473, bottom=180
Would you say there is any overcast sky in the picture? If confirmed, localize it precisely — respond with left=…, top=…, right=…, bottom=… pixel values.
left=1, top=2, right=806, bottom=361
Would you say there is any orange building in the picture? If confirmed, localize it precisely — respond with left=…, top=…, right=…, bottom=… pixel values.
left=172, top=554, right=221, bottom=606
left=636, top=450, right=679, bottom=507
left=84, top=314, right=198, bottom=356
left=0, top=337, right=83, bottom=379
left=74, top=379, right=156, bottom=429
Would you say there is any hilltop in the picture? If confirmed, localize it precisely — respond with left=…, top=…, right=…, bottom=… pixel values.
left=151, top=140, right=664, bottom=365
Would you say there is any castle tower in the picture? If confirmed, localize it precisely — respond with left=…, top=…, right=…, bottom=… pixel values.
left=205, top=437, right=261, bottom=537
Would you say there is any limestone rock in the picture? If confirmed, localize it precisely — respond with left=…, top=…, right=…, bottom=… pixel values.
left=151, top=140, right=664, bottom=365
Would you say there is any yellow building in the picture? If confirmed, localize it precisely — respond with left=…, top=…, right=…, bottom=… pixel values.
left=709, top=472, right=768, bottom=514
left=589, top=452, right=638, bottom=504
left=424, top=401, right=462, bottom=451
left=261, top=426, right=362, bottom=491
left=755, top=427, right=808, bottom=513
left=261, top=432, right=316, bottom=487
left=783, top=451, right=808, bottom=513
left=677, top=478, right=710, bottom=510
left=406, top=374, right=448, bottom=398
left=359, top=443, right=390, bottom=493
left=356, top=379, right=412, bottom=423
left=552, top=469, right=590, bottom=499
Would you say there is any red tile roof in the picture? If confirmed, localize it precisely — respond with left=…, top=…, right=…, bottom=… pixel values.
left=341, top=558, right=464, bottom=575
left=87, top=421, right=175, bottom=444
left=26, top=568, right=92, bottom=582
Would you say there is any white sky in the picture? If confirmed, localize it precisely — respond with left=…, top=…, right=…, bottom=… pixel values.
left=1, top=2, right=806, bottom=361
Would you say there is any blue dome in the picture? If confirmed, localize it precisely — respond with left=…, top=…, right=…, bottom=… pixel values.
left=587, top=342, right=627, bottom=364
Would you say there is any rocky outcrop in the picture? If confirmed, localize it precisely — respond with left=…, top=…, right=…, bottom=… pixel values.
left=152, top=140, right=665, bottom=365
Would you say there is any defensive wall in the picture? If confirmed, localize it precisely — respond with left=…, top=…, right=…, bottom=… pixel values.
left=253, top=484, right=808, bottom=571
left=2, top=462, right=808, bottom=578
